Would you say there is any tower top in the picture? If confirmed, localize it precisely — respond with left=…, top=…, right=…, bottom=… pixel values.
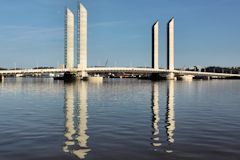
left=79, top=3, right=87, bottom=12
left=153, top=20, right=159, bottom=26
left=66, top=8, right=73, bottom=14
left=152, top=21, right=159, bottom=29
left=168, top=17, right=174, bottom=24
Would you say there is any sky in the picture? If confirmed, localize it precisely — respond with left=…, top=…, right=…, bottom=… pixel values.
left=0, top=0, right=240, bottom=69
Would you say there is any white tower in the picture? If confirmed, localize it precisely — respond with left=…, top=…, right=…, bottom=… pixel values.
left=167, top=18, right=175, bottom=80
left=64, top=8, right=74, bottom=69
left=77, top=4, right=88, bottom=77
left=152, top=21, right=159, bottom=69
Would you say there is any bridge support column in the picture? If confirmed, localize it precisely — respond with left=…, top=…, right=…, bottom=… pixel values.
left=77, top=4, right=88, bottom=79
left=152, top=21, right=159, bottom=70
left=166, top=72, right=175, bottom=80
left=166, top=18, right=175, bottom=81
left=77, top=69, right=88, bottom=80
left=64, top=8, right=74, bottom=69
left=81, top=71, right=88, bottom=78
left=151, top=21, right=160, bottom=81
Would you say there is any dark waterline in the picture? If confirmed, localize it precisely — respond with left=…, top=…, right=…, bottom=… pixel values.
left=0, top=78, right=239, bottom=160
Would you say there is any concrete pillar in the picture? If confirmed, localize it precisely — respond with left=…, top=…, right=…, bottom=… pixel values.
left=78, top=3, right=88, bottom=77
left=166, top=72, right=175, bottom=80
left=152, top=21, right=159, bottom=69
left=78, top=71, right=88, bottom=79
left=65, top=8, right=74, bottom=69
left=167, top=18, right=175, bottom=80
left=151, top=21, right=160, bottom=80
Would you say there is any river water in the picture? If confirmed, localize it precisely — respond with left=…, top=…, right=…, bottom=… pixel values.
left=0, top=78, right=239, bottom=160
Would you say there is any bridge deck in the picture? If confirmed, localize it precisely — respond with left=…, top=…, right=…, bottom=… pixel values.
left=0, top=67, right=239, bottom=77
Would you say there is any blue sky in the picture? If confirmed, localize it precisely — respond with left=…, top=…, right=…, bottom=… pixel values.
left=0, top=0, right=239, bottom=68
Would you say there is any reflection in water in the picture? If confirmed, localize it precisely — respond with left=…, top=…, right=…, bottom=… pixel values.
left=63, top=80, right=174, bottom=157
left=3, top=79, right=239, bottom=159
left=0, top=79, right=3, bottom=88
left=165, top=80, right=175, bottom=153
left=151, top=81, right=175, bottom=152
left=74, top=82, right=91, bottom=159
left=151, top=82, right=161, bottom=148
left=63, top=84, right=75, bottom=152
left=63, top=82, right=91, bottom=159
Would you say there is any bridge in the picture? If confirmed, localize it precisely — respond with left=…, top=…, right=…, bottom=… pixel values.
left=1, top=3, right=239, bottom=80
left=0, top=67, right=239, bottom=78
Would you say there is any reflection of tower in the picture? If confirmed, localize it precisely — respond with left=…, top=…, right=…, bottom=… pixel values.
left=151, top=82, right=161, bottom=148
left=63, top=83, right=75, bottom=152
left=165, top=80, right=175, bottom=152
left=63, top=82, right=91, bottom=159
left=73, top=81, right=91, bottom=159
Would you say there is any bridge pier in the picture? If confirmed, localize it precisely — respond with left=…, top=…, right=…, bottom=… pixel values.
left=81, top=71, right=88, bottom=78
left=166, top=72, right=175, bottom=80
left=77, top=70, right=88, bottom=80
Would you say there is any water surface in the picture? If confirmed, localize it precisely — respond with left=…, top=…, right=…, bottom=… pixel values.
left=0, top=78, right=239, bottom=160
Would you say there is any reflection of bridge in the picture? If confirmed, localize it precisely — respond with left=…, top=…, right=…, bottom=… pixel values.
left=151, top=81, right=175, bottom=153
left=63, top=81, right=91, bottom=159
left=0, top=67, right=239, bottom=77
left=63, top=80, right=176, bottom=159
